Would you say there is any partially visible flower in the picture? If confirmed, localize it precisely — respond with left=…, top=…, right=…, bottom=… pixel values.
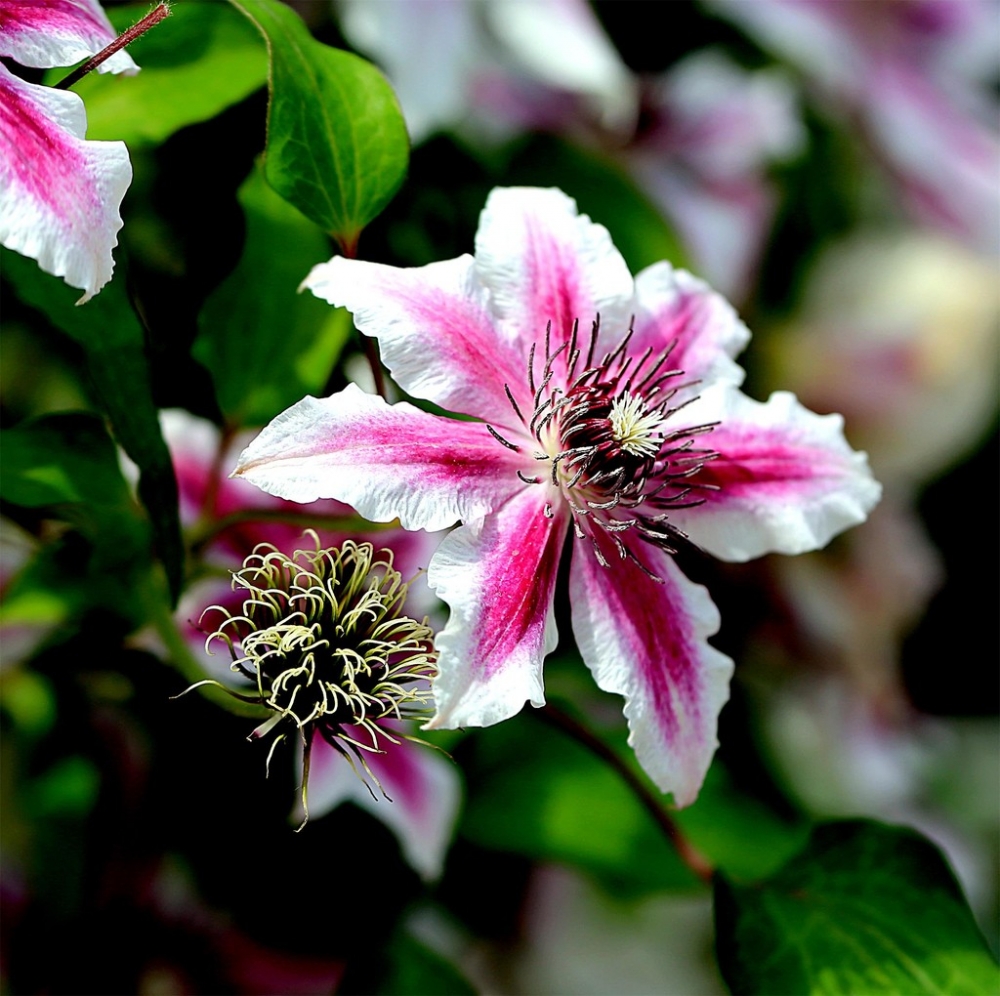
left=710, top=0, right=1000, bottom=254
left=629, top=51, right=804, bottom=300
left=235, top=186, right=881, bottom=806
left=0, top=0, right=138, bottom=74
left=197, top=533, right=458, bottom=879
left=770, top=232, right=999, bottom=487
left=157, top=412, right=458, bottom=879
left=0, top=0, right=139, bottom=302
left=338, top=0, right=636, bottom=143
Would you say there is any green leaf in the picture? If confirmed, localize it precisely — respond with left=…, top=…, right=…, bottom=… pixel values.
left=714, top=819, right=1000, bottom=996
left=2, top=250, right=183, bottom=601
left=377, top=931, right=476, bottom=996
left=1, top=412, right=131, bottom=510
left=194, top=160, right=351, bottom=426
left=0, top=412, right=136, bottom=556
left=459, top=712, right=698, bottom=897
left=227, top=0, right=409, bottom=250
left=58, top=1, right=268, bottom=147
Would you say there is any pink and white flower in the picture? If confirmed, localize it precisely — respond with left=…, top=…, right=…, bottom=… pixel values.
left=235, top=186, right=881, bottom=806
left=161, top=411, right=459, bottom=880
left=0, top=0, right=137, bottom=302
left=710, top=0, right=1000, bottom=255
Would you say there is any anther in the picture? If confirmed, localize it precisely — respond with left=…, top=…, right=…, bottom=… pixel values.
left=486, top=424, right=520, bottom=451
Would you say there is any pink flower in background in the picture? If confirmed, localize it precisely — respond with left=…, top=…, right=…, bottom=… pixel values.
left=338, top=0, right=636, bottom=143
left=629, top=51, right=804, bottom=301
left=710, top=0, right=1000, bottom=254
left=235, top=187, right=880, bottom=806
left=161, top=412, right=459, bottom=881
left=0, top=0, right=137, bottom=302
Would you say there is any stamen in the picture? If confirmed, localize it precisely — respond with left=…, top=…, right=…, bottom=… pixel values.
left=504, top=383, right=526, bottom=423
left=486, top=424, right=520, bottom=451
left=609, top=392, right=667, bottom=458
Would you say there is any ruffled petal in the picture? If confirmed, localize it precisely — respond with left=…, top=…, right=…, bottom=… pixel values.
left=306, top=729, right=461, bottom=881
left=0, top=0, right=138, bottom=74
left=426, top=486, right=570, bottom=729
left=630, top=261, right=750, bottom=395
left=303, top=254, right=527, bottom=426
left=569, top=536, right=733, bottom=807
left=473, top=186, right=635, bottom=356
left=0, top=67, right=130, bottom=303
left=234, top=384, right=524, bottom=532
left=670, top=384, right=882, bottom=562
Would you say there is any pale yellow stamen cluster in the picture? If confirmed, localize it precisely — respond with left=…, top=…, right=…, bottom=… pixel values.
left=608, top=391, right=666, bottom=458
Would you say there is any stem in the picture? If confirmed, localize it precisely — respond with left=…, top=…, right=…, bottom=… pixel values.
left=538, top=703, right=715, bottom=885
left=56, top=3, right=171, bottom=90
left=337, top=236, right=388, bottom=400
left=361, top=336, right=388, bottom=400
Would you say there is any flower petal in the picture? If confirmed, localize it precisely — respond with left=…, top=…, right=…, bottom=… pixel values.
left=427, top=486, right=570, bottom=729
left=0, top=67, right=130, bottom=303
left=303, top=254, right=527, bottom=426
left=0, top=0, right=138, bottom=74
left=306, top=729, right=461, bottom=881
left=570, top=536, right=733, bottom=807
left=473, top=186, right=635, bottom=354
left=630, top=261, right=750, bottom=394
left=234, top=383, right=521, bottom=532
left=671, top=385, right=882, bottom=562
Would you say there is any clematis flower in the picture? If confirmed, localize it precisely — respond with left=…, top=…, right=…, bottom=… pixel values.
left=0, top=0, right=139, bottom=302
left=235, top=186, right=881, bottom=806
left=159, top=411, right=459, bottom=879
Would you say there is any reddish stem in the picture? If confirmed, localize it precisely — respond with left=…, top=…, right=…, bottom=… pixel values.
left=338, top=233, right=387, bottom=400
left=56, top=3, right=170, bottom=90
left=539, top=703, right=715, bottom=885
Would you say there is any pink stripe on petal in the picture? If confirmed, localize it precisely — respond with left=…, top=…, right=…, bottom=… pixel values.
left=631, top=262, right=749, bottom=395
left=473, top=187, right=635, bottom=356
left=427, top=486, right=569, bottom=729
left=304, top=254, right=528, bottom=426
left=671, top=385, right=882, bottom=562
left=0, top=68, right=130, bottom=302
left=0, top=0, right=138, bottom=73
left=235, top=383, right=523, bottom=532
left=306, top=729, right=460, bottom=880
left=570, top=536, right=733, bottom=807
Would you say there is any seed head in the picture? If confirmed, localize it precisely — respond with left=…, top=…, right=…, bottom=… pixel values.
left=200, top=532, right=438, bottom=824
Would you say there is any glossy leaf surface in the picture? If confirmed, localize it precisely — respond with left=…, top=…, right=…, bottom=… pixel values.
left=228, top=0, right=409, bottom=250
left=714, top=820, right=1000, bottom=995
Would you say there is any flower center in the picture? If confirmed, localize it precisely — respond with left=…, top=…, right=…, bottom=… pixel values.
left=608, top=391, right=667, bottom=458
left=492, top=318, right=719, bottom=572
left=203, top=534, right=436, bottom=761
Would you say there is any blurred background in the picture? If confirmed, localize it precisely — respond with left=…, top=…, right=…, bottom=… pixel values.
left=2, top=1, right=998, bottom=993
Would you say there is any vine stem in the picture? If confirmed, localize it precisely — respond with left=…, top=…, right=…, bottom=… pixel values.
left=55, top=3, right=170, bottom=90
left=538, top=702, right=715, bottom=885
left=338, top=236, right=387, bottom=400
